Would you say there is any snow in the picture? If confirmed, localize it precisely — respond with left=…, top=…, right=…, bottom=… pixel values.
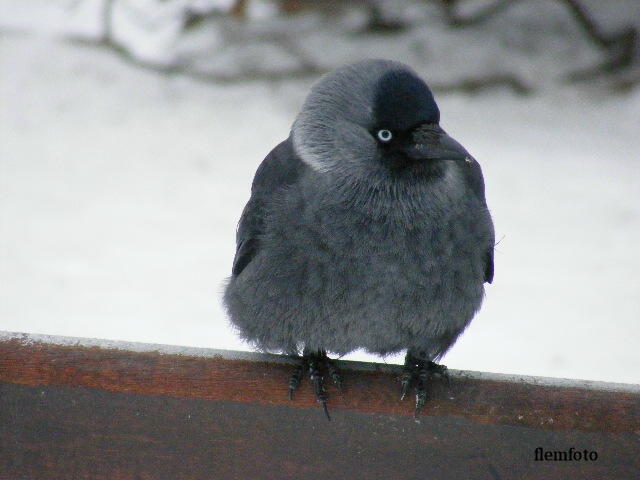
left=0, top=0, right=107, bottom=39
left=1, top=13, right=639, bottom=384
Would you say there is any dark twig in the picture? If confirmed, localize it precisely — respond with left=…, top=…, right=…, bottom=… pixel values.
left=76, top=0, right=323, bottom=85
left=360, top=2, right=408, bottom=34
left=440, top=0, right=519, bottom=28
left=561, top=0, right=639, bottom=82
left=439, top=0, right=638, bottom=88
left=432, top=73, right=532, bottom=95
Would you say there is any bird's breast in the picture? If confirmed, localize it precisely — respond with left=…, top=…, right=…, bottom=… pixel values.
left=263, top=169, right=491, bottom=302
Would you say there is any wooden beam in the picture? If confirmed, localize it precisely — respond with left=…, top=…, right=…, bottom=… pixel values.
left=1, top=332, right=638, bottom=479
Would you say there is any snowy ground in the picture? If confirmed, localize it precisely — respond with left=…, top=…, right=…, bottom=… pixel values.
left=1, top=33, right=639, bottom=384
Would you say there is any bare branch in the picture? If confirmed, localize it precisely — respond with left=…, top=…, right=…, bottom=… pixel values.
left=67, top=0, right=638, bottom=92
left=439, top=0, right=519, bottom=28
left=432, top=73, right=532, bottom=95
left=561, top=0, right=638, bottom=82
left=66, top=35, right=322, bottom=85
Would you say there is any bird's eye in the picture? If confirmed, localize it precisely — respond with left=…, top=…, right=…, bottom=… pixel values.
left=377, top=129, right=393, bottom=143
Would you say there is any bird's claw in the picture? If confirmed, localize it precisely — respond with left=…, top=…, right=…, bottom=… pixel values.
left=287, top=349, right=342, bottom=420
left=399, top=369, right=412, bottom=400
left=415, top=384, right=427, bottom=418
left=427, top=361, right=450, bottom=388
left=326, top=359, right=343, bottom=392
left=288, top=361, right=304, bottom=400
left=309, top=356, right=331, bottom=420
left=399, top=353, right=450, bottom=417
left=320, top=397, right=331, bottom=421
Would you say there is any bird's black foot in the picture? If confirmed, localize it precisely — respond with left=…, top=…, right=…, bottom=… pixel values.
left=288, top=349, right=342, bottom=420
left=399, top=352, right=450, bottom=418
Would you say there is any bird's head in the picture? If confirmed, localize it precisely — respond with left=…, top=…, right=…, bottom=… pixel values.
left=292, top=59, right=473, bottom=180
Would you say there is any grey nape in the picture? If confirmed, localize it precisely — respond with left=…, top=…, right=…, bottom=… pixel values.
left=224, top=59, right=495, bottom=418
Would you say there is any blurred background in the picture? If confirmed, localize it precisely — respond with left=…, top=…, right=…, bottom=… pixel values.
left=1, top=0, right=639, bottom=383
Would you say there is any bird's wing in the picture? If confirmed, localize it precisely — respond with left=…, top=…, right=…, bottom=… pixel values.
left=463, top=161, right=495, bottom=284
left=484, top=247, right=494, bottom=284
left=232, top=137, right=306, bottom=276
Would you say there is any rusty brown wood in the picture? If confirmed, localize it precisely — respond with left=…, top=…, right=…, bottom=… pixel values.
left=1, top=332, right=639, bottom=480
left=0, top=334, right=638, bottom=432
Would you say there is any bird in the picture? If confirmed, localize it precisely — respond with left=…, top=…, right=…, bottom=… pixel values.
left=224, top=59, right=495, bottom=419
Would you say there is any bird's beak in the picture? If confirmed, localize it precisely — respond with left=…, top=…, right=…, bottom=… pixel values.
left=404, top=124, right=474, bottom=163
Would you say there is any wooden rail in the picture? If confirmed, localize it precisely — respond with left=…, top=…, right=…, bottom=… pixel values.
left=1, top=331, right=638, bottom=479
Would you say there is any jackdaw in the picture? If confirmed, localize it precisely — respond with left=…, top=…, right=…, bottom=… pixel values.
left=224, top=59, right=495, bottom=418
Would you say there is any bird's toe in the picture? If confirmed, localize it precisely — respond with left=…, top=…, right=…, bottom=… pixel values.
left=286, top=349, right=341, bottom=421
left=400, top=352, right=450, bottom=417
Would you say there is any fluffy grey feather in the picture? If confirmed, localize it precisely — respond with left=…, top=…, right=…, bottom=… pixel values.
left=224, top=59, right=494, bottom=361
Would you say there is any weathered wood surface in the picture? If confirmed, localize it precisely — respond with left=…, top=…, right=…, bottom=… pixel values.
left=1, top=332, right=639, bottom=480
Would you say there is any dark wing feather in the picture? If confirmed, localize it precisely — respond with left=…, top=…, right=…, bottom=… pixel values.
left=484, top=247, right=494, bottom=284
left=462, top=160, right=495, bottom=284
left=231, top=137, right=305, bottom=276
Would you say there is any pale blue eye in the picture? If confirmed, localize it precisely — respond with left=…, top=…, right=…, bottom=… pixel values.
left=377, top=129, right=393, bottom=142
